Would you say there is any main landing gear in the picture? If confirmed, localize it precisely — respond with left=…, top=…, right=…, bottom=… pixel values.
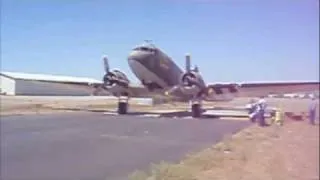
left=190, top=98, right=202, bottom=118
left=117, top=96, right=202, bottom=118
left=117, top=96, right=129, bottom=114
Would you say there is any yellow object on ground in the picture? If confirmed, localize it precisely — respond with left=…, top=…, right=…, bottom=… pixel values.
left=274, top=109, right=283, bottom=126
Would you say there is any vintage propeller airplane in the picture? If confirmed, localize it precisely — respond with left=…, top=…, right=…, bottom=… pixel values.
left=93, top=41, right=319, bottom=117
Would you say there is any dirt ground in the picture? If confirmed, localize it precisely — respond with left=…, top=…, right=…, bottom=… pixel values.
left=130, top=118, right=319, bottom=180
left=0, top=96, right=315, bottom=115
left=128, top=98, right=319, bottom=180
left=1, top=96, right=319, bottom=180
left=196, top=121, right=319, bottom=180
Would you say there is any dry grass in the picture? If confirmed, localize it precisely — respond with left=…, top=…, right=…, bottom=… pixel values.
left=0, top=101, right=186, bottom=116
left=1, top=96, right=317, bottom=117
left=129, top=98, right=319, bottom=180
left=129, top=121, right=319, bottom=180
left=0, top=103, right=77, bottom=116
left=0, top=96, right=190, bottom=116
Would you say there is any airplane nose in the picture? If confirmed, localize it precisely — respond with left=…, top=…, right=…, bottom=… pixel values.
left=127, top=50, right=152, bottom=64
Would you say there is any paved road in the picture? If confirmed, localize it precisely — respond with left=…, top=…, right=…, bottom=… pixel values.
left=1, top=112, right=250, bottom=180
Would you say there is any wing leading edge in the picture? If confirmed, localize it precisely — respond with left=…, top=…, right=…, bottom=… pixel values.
left=238, top=81, right=319, bottom=97
left=204, top=81, right=319, bottom=98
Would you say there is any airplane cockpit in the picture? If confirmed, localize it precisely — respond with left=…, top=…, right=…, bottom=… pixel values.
left=132, top=40, right=157, bottom=54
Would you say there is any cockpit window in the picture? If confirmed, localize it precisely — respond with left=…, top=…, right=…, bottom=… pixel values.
left=133, top=41, right=157, bottom=53
left=133, top=46, right=155, bottom=53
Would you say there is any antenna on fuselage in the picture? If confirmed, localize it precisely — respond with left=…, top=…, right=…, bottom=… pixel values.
left=144, top=39, right=152, bottom=43
left=143, top=39, right=156, bottom=49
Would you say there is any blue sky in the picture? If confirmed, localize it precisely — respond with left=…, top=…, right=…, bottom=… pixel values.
left=1, top=0, right=319, bottom=83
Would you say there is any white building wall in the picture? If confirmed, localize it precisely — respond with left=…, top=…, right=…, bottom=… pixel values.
left=14, top=79, right=96, bottom=96
left=0, top=75, right=16, bottom=95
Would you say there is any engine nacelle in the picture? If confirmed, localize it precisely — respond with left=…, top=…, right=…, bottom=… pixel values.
left=103, top=69, right=130, bottom=96
left=206, top=84, right=239, bottom=95
left=179, top=71, right=206, bottom=97
left=205, top=84, right=240, bottom=101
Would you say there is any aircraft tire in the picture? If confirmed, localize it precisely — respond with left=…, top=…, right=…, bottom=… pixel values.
left=118, top=102, right=128, bottom=114
left=191, top=104, right=201, bottom=118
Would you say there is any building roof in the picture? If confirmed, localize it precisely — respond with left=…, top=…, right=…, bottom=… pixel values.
left=0, top=71, right=103, bottom=84
left=210, top=80, right=319, bottom=85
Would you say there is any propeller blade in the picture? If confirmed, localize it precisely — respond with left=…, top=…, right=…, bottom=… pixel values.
left=165, top=85, right=180, bottom=96
left=103, top=55, right=110, bottom=73
left=185, top=53, right=191, bottom=72
left=194, top=65, right=199, bottom=72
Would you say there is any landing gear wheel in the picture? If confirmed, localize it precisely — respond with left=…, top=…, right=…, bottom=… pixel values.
left=117, top=102, right=128, bottom=114
left=191, top=103, right=201, bottom=118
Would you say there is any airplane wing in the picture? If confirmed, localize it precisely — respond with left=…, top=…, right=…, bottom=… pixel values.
left=237, top=81, right=319, bottom=97
left=204, top=81, right=319, bottom=101
left=96, top=55, right=319, bottom=100
left=103, top=81, right=319, bottom=100
left=91, top=82, right=166, bottom=97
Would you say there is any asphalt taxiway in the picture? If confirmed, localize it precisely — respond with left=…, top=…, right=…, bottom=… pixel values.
left=1, top=112, right=250, bottom=180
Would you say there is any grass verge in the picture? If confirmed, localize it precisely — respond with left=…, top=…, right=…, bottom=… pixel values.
left=128, top=119, right=319, bottom=180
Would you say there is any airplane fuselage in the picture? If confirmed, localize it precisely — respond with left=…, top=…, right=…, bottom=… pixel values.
left=127, top=45, right=184, bottom=90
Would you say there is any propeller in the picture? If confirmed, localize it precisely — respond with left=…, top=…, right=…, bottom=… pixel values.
left=193, top=65, right=199, bottom=72
left=102, top=55, right=114, bottom=86
left=183, top=74, right=202, bottom=87
left=92, top=55, right=113, bottom=95
left=102, top=56, right=113, bottom=88
left=103, top=55, right=110, bottom=74
left=185, top=53, right=191, bottom=72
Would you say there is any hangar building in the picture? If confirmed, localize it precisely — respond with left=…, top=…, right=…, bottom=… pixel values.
left=0, top=71, right=107, bottom=96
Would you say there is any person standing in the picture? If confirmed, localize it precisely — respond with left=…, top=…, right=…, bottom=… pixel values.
left=247, top=99, right=258, bottom=122
left=257, top=96, right=267, bottom=126
left=309, top=96, right=318, bottom=125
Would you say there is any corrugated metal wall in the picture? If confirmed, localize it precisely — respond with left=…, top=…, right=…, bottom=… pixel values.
left=0, top=75, right=16, bottom=95
left=14, top=79, right=96, bottom=96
